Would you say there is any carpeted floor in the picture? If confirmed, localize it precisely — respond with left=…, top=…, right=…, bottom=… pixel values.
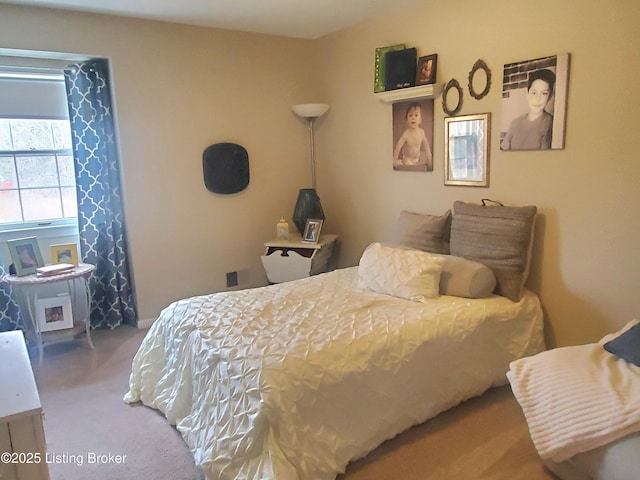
left=31, top=325, right=557, bottom=480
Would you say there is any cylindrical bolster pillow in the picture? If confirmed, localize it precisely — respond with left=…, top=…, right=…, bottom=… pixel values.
left=433, top=254, right=497, bottom=298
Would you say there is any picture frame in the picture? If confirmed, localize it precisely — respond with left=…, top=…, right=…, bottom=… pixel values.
left=384, top=47, right=417, bottom=91
left=7, top=236, right=45, bottom=276
left=392, top=99, right=434, bottom=172
left=444, top=113, right=490, bottom=187
left=302, top=219, right=323, bottom=244
left=500, top=53, right=570, bottom=150
left=36, top=294, right=74, bottom=332
left=416, top=54, right=438, bottom=85
left=51, top=243, right=79, bottom=266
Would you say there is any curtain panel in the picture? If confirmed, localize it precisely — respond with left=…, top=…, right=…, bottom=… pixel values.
left=0, top=265, right=23, bottom=332
left=64, top=59, right=138, bottom=329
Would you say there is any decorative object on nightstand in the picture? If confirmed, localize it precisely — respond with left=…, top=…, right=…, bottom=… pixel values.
left=291, top=103, right=329, bottom=235
left=261, top=233, right=338, bottom=284
left=276, top=217, right=290, bottom=240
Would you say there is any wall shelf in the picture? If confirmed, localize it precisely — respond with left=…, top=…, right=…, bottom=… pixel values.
left=374, top=83, right=443, bottom=104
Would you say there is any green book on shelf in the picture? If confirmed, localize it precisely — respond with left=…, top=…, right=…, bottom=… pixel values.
left=374, top=44, right=405, bottom=93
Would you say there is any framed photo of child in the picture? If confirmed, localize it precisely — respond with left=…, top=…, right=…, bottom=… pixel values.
left=7, top=236, right=45, bottom=276
left=302, top=219, right=323, bottom=244
left=36, top=295, right=74, bottom=332
left=51, top=243, right=79, bottom=266
left=416, top=54, right=437, bottom=85
left=392, top=99, right=434, bottom=172
left=500, top=53, right=570, bottom=151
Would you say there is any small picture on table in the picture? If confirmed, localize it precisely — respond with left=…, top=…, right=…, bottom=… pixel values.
left=51, top=243, right=79, bottom=266
left=36, top=295, right=74, bottom=332
left=302, top=219, right=323, bottom=244
left=7, top=236, right=45, bottom=276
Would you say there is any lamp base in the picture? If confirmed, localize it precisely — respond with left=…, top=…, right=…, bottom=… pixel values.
left=292, top=188, right=325, bottom=235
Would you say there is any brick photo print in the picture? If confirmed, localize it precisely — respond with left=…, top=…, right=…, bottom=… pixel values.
left=500, top=53, right=570, bottom=151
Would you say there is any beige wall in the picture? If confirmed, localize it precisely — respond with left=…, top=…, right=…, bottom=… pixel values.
left=315, top=0, right=640, bottom=346
left=0, top=4, right=320, bottom=323
left=1, top=0, right=638, bottom=346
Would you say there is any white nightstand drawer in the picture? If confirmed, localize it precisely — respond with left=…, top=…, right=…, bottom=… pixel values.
left=261, top=234, right=338, bottom=283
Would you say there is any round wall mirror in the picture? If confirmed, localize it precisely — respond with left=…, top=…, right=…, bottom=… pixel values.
left=468, top=59, right=492, bottom=100
left=442, top=79, right=463, bottom=116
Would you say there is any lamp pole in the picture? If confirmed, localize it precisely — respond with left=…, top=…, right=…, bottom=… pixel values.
left=308, top=117, right=316, bottom=190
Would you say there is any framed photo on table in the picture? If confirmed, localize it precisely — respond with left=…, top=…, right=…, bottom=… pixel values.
left=36, top=295, right=74, bottom=332
left=302, top=219, right=323, bottom=244
left=51, top=243, right=79, bottom=266
left=7, top=236, right=44, bottom=276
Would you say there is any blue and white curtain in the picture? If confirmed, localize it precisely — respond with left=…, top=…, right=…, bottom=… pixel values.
left=0, top=265, right=23, bottom=332
left=64, top=59, right=138, bottom=328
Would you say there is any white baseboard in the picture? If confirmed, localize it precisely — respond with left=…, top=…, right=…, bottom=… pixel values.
left=137, top=317, right=155, bottom=329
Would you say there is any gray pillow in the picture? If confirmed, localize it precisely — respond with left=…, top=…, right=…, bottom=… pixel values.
left=394, top=210, right=451, bottom=254
left=433, top=254, right=497, bottom=299
left=449, top=201, right=537, bottom=302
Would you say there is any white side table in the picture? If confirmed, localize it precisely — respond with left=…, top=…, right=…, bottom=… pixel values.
left=1, top=263, right=95, bottom=364
left=261, top=234, right=338, bottom=283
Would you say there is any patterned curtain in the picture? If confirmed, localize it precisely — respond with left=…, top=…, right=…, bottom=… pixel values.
left=0, top=265, right=23, bottom=332
left=64, top=59, right=138, bottom=329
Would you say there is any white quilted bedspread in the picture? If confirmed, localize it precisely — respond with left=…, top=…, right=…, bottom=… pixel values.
left=125, top=267, right=543, bottom=480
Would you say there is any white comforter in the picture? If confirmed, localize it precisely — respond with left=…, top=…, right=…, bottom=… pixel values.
left=125, top=267, right=543, bottom=480
left=507, top=320, right=640, bottom=463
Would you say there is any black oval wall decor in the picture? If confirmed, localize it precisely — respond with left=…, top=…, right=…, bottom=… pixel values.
left=202, top=143, right=249, bottom=195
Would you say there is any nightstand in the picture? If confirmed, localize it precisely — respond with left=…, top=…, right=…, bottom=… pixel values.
left=261, top=234, right=338, bottom=283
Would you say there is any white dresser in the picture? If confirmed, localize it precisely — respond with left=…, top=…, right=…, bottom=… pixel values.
left=0, top=330, right=50, bottom=480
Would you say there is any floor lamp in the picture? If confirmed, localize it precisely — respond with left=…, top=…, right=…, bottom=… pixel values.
left=291, top=103, right=330, bottom=235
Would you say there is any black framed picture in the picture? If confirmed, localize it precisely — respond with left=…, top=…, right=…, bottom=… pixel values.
left=416, top=54, right=437, bottom=85
left=384, top=48, right=417, bottom=91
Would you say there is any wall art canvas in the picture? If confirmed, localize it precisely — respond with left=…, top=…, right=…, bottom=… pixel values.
left=500, top=53, right=570, bottom=151
left=392, top=99, right=434, bottom=172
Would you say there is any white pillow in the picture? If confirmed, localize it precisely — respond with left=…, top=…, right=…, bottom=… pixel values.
left=358, top=242, right=444, bottom=302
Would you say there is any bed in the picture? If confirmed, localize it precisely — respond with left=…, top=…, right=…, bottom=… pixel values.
left=125, top=201, right=544, bottom=480
left=507, top=320, right=640, bottom=480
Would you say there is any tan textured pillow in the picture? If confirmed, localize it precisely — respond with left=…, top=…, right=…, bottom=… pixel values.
left=449, top=201, right=537, bottom=302
left=394, top=210, right=451, bottom=254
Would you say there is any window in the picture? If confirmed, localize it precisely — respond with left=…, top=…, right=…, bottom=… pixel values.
left=0, top=118, right=76, bottom=227
left=0, top=70, right=77, bottom=232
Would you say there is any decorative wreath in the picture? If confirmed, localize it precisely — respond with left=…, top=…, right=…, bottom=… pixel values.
left=468, top=59, right=492, bottom=100
left=442, top=79, right=463, bottom=116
